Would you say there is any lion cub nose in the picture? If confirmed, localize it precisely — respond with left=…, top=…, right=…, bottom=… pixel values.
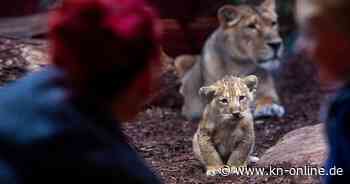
left=232, top=112, right=242, bottom=120
left=268, top=42, right=282, bottom=53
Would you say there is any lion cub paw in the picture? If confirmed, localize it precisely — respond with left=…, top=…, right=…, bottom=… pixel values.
left=206, top=166, right=225, bottom=176
left=249, top=156, right=260, bottom=163
left=254, top=103, right=285, bottom=119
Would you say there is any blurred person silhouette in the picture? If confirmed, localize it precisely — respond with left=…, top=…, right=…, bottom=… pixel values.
left=0, top=0, right=162, bottom=183
left=296, top=0, right=350, bottom=183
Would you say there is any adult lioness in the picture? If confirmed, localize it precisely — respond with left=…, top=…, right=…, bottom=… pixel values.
left=178, top=0, right=285, bottom=120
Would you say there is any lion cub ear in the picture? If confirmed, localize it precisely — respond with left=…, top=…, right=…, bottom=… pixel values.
left=199, top=86, right=217, bottom=101
left=259, top=0, right=276, bottom=12
left=218, top=5, right=241, bottom=28
left=243, top=75, right=258, bottom=92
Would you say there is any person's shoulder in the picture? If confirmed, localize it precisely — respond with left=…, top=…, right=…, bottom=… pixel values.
left=0, top=66, right=64, bottom=105
left=0, top=66, right=70, bottom=145
left=328, top=83, right=350, bottom=120
left=332, top=83, right=350, bottom=108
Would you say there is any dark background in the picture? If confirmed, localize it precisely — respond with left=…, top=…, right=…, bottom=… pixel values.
left=0, top=0, right=295, bottom=56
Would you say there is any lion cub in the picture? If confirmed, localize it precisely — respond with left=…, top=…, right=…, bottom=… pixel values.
left=193, top=75, right=258, bottom=173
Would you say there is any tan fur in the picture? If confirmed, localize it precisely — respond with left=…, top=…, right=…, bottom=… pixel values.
left=178, top=0, right=285, bottom=120
left=174, top=55, right=199, bottom=78
left=160, top=48, right=174, bottom=69
left=193, top=76, right=257, bottom=171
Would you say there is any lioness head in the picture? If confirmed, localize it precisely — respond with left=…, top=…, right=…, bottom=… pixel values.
left=199, top=75, right=258, bottom=121
left=217, top=0, right=283, bottom=70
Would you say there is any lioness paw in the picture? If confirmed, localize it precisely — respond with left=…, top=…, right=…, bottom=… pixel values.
left=249, top=156, right=260, bottom=163
left=254, top=103, right=285, bottom=119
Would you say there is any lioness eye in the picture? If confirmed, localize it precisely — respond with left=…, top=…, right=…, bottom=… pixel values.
left=239, top=96, right=246, bottom=101
left=247, top=23, right=256, bottom=29
left=220, top=98, right=229, bottom=104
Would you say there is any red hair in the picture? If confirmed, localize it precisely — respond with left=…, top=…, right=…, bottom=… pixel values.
left=49, top=0, right=162, bottom=98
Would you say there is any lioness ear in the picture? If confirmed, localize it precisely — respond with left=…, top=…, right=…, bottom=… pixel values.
left=199, top=86, right=217, bottom=101
left=243, top=75, right=258, bottom=92
left=218, top=5, right=241, bottom=28
left=260, top=0, right=276, bottom=12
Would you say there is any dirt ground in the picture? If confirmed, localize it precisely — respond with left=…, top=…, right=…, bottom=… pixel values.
left=123, top=55, right=324, bottom=184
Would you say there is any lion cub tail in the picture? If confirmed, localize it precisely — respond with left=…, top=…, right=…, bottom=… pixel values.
left=174, top=55, right=199, bottom=78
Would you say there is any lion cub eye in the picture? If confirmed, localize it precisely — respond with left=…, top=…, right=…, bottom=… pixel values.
left=219, top=98, right=229, bottom=104
left=271, top=21, right=278, bottom=27
left=239, top=96, right=246, bottom=101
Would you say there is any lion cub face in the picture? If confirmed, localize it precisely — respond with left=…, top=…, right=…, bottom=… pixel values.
left=199, top=76, right=258, bottom=121
left=218, top=0, right=283, bottom=70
